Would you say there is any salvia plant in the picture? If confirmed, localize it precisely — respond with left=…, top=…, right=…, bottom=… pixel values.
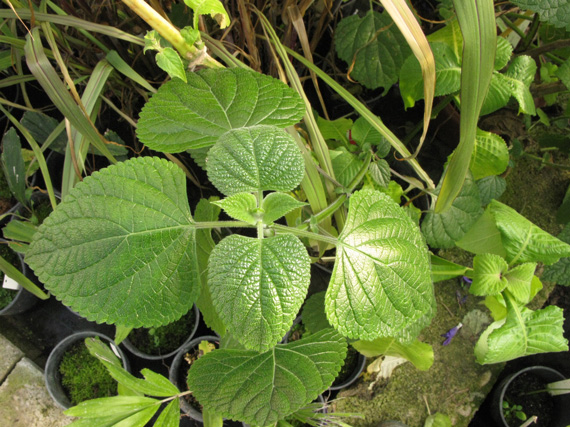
left=6, top=0, right=570, bottom=425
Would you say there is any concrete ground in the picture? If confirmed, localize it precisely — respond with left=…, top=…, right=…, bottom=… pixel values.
left=0, top=333, right=70, bottom=426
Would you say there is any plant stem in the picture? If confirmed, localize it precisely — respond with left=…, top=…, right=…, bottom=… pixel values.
left=522, top=152, right=570, bottom=170
left=194, top=221, right=253, bottom=229
left=271, top=223, right=338, bottom=246
left=524, top=39, right=570, bottom=59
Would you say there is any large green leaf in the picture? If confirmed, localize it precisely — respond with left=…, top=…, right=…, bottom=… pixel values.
left=542, top=224, right=570, bottom=286
left=421, top=172, right=482, bottom=249
left=504, top=263, right=536, bottom=304
left=476, top=175, right=506, bottom=206
left=206, top=126, right=305, bottom=196
left=335, top=11, right=412, bottom=91
left=208, top=234, right=311, bottom=352
left=470, top=130, right=509, bottom=180
left=352, top=337, right=433, bottom=371
left=469, top=253, right=508, bottom=296
left=330, top=148, right=364, bottom=188
left=475, top=293, right=568, bottom=364
left=326, top=190, right=434, bottom=342
left=26, top=157, right=199, bottom=327
left=137, top=68, right=305, bottom=152
left=510, top=0, right=570, bottom=31
left=187, top=328, right=347, bottom=426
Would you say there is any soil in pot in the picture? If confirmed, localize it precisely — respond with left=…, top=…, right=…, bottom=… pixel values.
left=0, top=242, right=23, bottom=309
left=503, top=372, right=555, bottom=427
left=58, top=341, right=117, bottom=406
left=128, top=308, right=197, bottom=356
left=332, top=345, right=360, bottom=388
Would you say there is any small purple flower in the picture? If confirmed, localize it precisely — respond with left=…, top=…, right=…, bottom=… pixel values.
left=441, top=323, right=463, bottom=346
left=462, top=276, right=473, bottom=284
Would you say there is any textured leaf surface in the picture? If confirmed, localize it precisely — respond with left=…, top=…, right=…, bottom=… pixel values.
left=208, top=234, right=311, bottom=351
left=206, top=126, right=304, bottom=196
left=351, top=117, right=391, bottom=157
left=477, top=175, right=506, bottom=206
left=27, top=157, right=199, bottom=327
left=261, top=193, right=307, bottom=225
left=327, top=190, right=434, bottom=341
left=137, top=68, right=305, bottom=152
left=475, top=295, right=568, bottom=364
left=330, top=148, right=364, bottom=188
left=352, top=337, right=433, bottom=370
left=470, top=253, right=508, bottom=296
left=301, top=292, right=331, bottom=334
left=368, top=159, right=391, bottom=188
left=212, top=193, right=257, bottom=225
left=335, top=11, right=411, bottom=91
left=504, top=263, right=536, bottom=304
left=316, top=116, right=352, bottom=144
left=422, top=173, right=482, bottom=249
left=543, top=224, right=570, bottom=285
left=187, top=329, right=347, bottom=426
left=470, top=130, right=509, bottom=180
left=510, top=0, right=570, bottom=31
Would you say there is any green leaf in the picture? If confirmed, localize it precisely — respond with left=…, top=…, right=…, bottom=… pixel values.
left=475, top=294, right=568, bottom=364
left=488, top=200, right=570, bottom=265
left=556, top=57, right=570, bottom=91
left=262, top=193, right=307, bottom=225
left=137, top=68, right=305, bottom=153
left=65, top=396, right=160, bottom=426
left=26, top=157, right=199, bottom=327
left=470, top=130, right=509, bottom=180
left=316, top=116, right=352, bottom=144
left=155, top=47, right=187, bottom=83
left=509, top=0, right=570, bottom=31
left=327, top=190, right=435, bottom=342
left=301, top=291, right=331, bottom=334
left=456, top=209, right=507, bottom=258
left=187, top=328, right=347, bottom=426
left=489, top=56, right=537, bottom=115
left=330, top=148, right=364, bottom=188
left=154, top=400, right=180, bottom=427
left=421, top=172, right=482, bottom=249
left=494, top=37, right=513, bottom=71
left=20, top=111, right=67, bottom=152
left=368, top=159, right=391, bottom=188
left=183, top=0, right=230, bottom=29
left=114, top=325, right=132, bottom=345
left=2, top=128, right=26, bottom=206
left=194, top=198, right=226, bottom=336
left=469, top=253, right=509, bottom=296
left=430, top=253, right=469, bottom=282
left=212, top=193, right=258, bottom=225
left=335, top=11, right=412, bottom=91
left=206, top=126, right=305, bottom=196
left=351, top=117, right=391, bottom=157
left=208, top=234, right=311, bottom=351
left=424, top=413, right=452, bottom=427
left=543, top=224, right=570, bottom=285
left=352, top=337, right=433, bottom=371
left=504, top=263, right=536, bottom=304
left=476, top=175, right=507, bottom=206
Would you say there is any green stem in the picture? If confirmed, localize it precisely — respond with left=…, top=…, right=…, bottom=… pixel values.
left=522, top=152, right=570, bottom=170
left=194, top=221, right=253, bottom=229
left=271, top=224, right=338, bottom=246
left=500, top=15, right=527, bottom=40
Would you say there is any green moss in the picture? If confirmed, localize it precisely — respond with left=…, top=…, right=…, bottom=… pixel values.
left=59, top=341, right=117, bottom=405
left=128, top=308, right=196, bottom=355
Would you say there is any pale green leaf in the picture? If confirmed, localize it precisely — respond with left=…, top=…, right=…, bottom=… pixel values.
left=491, top=56, right=537, bottom=115
left=421, top=173, right=482, bottom=249
left=1, top=128, right=26, bottom=205
left=212, top=193, right=257, bottom=225
left=301, top=291, right=331, bottom=334
left=327, top=190, right=435, bottom=342
left=26, top=157, right=199, bottom=327
left=352, top=337, right=433, bottom=371
left=456, top=209, right=507, bottom=258
left=475, top=294, right=568, bottom=364
left=542, top=224, right=570, bottom=285
left=262, top=193, right=307, bottom=225
left=430, top=254, right=469, bottom=283
left=154, top=400, right=180, bottom=427
left=351, top=117, right=391, bottom=157
left=137, top=68, right=305, bottom=152
left=65, top=396, right=158, bottom=418
left=470, top=253, right=509, bottom=296
left=476, top=175, right=507, bottom=206
left=183, top=0, right=230, bottom=29
left=480, top=74, right=511, bottom=116
left=187, top=328, right=347, bottom=426
left=316, top=116, right=352, bottom=144
left=208, top=234, right=311, bottom=351
left=194, top=198, right=226, bottom=336
left=330, top=148, right=364, bottom=188
left=494, top=37, right=513, bottom=71
left=368, top=159, right=391, bottom=188
left=427, top=19, right=462, bottom=59
left=470, top=130, right=509, bottom=180
left=206, top=126, right=305, bottom=196
left=509, top=0, right=570, bottom=31
left=424, top=413, right=452, bottom=427
left=335, top=11, right=412, bottom=91
left=155, top=47, right=187, bottom=83
left=504, top=263, right=536, bottom=304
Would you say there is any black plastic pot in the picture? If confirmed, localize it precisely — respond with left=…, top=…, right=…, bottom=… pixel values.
left=122, top=304, right=200, bottom=360
left=491, top=365, right=570, bottom=427
left=0, top=238, right=39, bottom=316
left=169, top=335, right=219, bottom=422
left=45, top=331, right=130, bottom=409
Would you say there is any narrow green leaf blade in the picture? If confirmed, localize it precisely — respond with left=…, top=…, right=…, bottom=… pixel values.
left=1, top=128, right=27, bottom=205
left=27, top=157, right=199, bottom=327
left=187, top=328, right=347, bottom=426
left=208, top=234, right=311, bottom=351
left=327, top=190, right=435, bottom=341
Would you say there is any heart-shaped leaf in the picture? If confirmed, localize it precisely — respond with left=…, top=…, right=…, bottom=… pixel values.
left=208, top=234, right=311, bottom=351
left=137, top=68, right=305, bottom=152
left=187, top=328, right=347, bottom=426
left=326, top=190, right=434, bottom=342
left=26, top=157, right=199, bottom=327
left=470, top=253, right=508, bottom=296
left=206, top=125, right=305, bottom=196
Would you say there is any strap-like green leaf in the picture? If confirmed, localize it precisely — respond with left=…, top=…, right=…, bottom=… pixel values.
left=206, top=126, right=305, bottom=196
left=1, top=128, right=26, bottom=205
left=137, top=68, right=305, bottom=153
left=352, top=337, right=433, bottom=371
left=26, top=157, right=199, bottom=327
left=327, top=190, right=434, bottom=342
left=208, top=234, right=311, bottom=351
left=187, top=328, right=347, bottom=426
